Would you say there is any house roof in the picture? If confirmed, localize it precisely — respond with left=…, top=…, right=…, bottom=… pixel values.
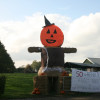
left=64, top=62, right=100, bottom=68
left=85, top=58, right=100, bottom=66
left=64, top=58, right=100, bottom=68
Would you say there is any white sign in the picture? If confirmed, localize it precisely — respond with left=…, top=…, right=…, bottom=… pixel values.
left=71, top=69, right=100, bottom=92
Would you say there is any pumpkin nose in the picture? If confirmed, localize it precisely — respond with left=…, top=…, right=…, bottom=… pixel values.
left=51, top=34, right=53, bottom=37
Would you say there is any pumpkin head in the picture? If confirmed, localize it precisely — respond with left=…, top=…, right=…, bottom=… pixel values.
left=40, top=16, right=64, bottom=47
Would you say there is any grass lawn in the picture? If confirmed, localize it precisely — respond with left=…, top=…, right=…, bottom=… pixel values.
left=0, top=73, right=92, bottom=99
left=0, top=73, right=37, bottom=99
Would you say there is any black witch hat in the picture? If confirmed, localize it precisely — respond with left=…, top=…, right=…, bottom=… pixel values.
left=43, top=15, right=55, bottom=27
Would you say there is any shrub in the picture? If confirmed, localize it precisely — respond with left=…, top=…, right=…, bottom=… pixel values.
left=0, top=75, right=6, bottom=95
left=16, top=67, right=25, bottom=73
left=24, top=64, right=34, bottom=73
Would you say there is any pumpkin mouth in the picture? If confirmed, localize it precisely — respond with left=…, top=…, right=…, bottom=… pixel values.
left=46, top=39, right=56, bottom=43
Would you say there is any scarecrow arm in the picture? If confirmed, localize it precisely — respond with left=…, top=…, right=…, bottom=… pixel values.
left=62, top=47, right=77, bottom=53
left=28, top=47, right=42, bottom=53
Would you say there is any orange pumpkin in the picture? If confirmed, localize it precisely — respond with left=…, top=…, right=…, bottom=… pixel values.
left=40, top=24, right=64, bottom=47
left=41, top=72, right=46, bottom=76
left=62, top=71, right=67, bottom=76
left=32, top=88, right=40, bottom=94
left=32, top=91, right=36, bottom=94
left=34, top=88, right=39, bottom=91
left=36, top=91, right=40, bottom=94
left=60, top=90, right=65, bottom=94
left=65, top=74, right=69, bottom=76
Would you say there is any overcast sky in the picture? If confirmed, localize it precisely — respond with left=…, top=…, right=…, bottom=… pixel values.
left=0, top=0, right=100, bottom=68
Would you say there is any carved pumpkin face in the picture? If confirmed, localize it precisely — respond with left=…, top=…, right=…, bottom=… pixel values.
left=40, top=25, right=64, bottom=47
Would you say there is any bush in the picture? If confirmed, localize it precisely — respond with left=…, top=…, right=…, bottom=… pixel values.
left=0, top=75, right=6, bottom=95
left=24, top=64, right=34, bottom=73
left=16, top=67, right=25, bottom=73
left=31, top=60, right=41, bottom=72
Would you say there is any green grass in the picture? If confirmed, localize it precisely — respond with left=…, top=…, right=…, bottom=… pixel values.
left=0, top=73, right=37, bottom=99
left=0, top=73, right=92, bottom=99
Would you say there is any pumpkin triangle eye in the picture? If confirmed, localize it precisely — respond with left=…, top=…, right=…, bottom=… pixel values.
left=54, top=29, right=57, bottom=34
left=47, top=29, right=50, bottom=33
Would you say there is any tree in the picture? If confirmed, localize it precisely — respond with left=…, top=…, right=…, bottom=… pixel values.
left=24, top=64, right=33, bottom=73
left=0, top=41, right=15, bottom=73
left=16, top=65, right=25, bottom=73
left=31, top=60, right=41, bottom=72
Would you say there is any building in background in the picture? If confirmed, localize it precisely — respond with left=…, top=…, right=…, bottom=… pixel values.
left=83, top=58, right=100, bottom=72
left=64, top=58, right=100, bottom=72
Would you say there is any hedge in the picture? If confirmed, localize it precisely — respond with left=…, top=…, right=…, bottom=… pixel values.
left=0, top=75, right=6, bottom=95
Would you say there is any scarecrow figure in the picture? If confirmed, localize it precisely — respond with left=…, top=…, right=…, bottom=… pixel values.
left=28, top=16, right=77, bottom=76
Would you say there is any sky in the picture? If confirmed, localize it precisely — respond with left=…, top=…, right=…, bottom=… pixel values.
left=0, top=0, right=100, bottom=68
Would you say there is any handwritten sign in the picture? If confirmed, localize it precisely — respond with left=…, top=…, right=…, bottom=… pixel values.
left=71, top=69, right=100, bottom=92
